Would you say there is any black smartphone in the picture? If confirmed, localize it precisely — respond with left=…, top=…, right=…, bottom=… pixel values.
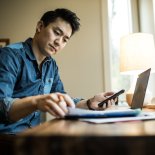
left=98, top=89, right=125, bottom=107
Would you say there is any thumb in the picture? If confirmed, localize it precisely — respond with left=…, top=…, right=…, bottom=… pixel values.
left=58, top=93, right=75, bottom=108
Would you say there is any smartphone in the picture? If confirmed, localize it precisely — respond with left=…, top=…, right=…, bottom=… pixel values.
left=98, top=89, right=125, bottom=107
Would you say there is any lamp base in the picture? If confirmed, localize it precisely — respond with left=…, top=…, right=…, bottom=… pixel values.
left=126, top=93, right=133, bottom=106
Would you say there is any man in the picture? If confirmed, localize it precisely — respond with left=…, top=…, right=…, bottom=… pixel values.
left=0, top=8, right=116, bottom=134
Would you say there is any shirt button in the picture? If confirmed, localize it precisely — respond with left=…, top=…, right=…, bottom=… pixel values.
left=37, top=72, right=41, bottom=78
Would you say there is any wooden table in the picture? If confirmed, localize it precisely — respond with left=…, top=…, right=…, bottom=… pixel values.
left=3, top=118, right=155, bottom=155
left=1, top=108, right=155, bottom=155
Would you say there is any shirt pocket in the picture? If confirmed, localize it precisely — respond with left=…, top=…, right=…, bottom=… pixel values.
left=44, top=78, right=53, bottom=94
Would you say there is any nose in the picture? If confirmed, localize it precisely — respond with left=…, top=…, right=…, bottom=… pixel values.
left=54, top=37, right=61, bottom=47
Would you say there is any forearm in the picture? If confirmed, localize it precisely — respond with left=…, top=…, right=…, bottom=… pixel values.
left=8, top=96, right=38, bottom=122
left=8, top=93, right=75, bottom=122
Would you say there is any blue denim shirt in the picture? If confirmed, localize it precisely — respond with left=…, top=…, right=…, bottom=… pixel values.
left=0, top=38, right=81, bottom=134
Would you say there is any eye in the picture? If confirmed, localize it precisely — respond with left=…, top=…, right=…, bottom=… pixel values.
left=54, top=30, right=60, bottom=36
left=63, top=38, right=69, bottom=43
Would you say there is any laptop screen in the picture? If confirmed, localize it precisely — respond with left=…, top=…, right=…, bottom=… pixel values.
left=131, top=68, right=151, bottom=109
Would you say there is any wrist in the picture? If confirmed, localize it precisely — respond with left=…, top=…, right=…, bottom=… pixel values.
left=86, top=99, right=95, bottom=110
left=30, top=96, right=39, bottom=110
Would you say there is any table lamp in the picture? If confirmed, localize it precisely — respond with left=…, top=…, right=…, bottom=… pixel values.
left=120, top=33, right=155, bottom=106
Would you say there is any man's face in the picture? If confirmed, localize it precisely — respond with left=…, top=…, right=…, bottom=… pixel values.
left=36, top=17, right=72, bottom=57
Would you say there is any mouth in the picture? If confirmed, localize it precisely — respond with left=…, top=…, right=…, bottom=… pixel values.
left=49, top=44, right=57, bottom=53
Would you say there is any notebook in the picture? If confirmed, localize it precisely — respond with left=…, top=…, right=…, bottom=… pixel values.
left=65, top=68, right=151, bottom=119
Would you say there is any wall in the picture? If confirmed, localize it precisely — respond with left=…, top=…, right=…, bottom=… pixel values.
left=138, top=0, right=155, bottom=97
left=0, top=0, right=106, bottom=120
left=138, top=0, right=154, bottom=34
left=0, top=0, right=105, bottom=99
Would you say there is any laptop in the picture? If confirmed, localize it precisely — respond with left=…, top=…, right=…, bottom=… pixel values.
left=65, top=68, right=151, bottom=119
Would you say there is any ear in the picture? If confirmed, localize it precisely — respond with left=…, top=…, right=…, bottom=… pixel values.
left=36, top=21, right=44, bottom=33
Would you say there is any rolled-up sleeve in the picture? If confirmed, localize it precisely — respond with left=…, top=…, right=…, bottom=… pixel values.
left=0, top=48, right=20, bottom=123
left=0, top=98, right=18, bottom=123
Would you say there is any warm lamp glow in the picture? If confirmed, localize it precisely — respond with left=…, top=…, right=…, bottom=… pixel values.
left=120, top=33, right=155, bottom=105
left=120, top=33, right=155, bottom=74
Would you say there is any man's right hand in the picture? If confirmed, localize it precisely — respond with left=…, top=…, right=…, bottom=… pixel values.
left=35, top=93, right=75, bottom=117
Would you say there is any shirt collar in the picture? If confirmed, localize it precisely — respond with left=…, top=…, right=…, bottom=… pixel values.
left=24, top=38, right=52, bottom=62
left=24, top=38, right=36, bottom=61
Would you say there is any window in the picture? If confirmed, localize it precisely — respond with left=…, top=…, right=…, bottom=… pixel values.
left=108, top=0, right=132, bottom=101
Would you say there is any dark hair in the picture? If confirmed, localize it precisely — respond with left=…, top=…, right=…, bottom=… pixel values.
left=40, top=8, right=80, bottom=35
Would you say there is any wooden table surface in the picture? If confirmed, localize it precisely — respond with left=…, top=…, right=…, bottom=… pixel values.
left=22, top=118, right=155, bottom=136
left=14, top=117, right=155, bottom=155
left=2, top=108, right=155, bottom=155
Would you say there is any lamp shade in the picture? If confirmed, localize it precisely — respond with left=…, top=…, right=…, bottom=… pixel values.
left=120, top=33, right=155, bottom=74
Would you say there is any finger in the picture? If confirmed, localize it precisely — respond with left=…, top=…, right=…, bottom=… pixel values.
left=49, top=93, right=59, bottom=102
left=58, top=93, right=75, bottom=108
left=107, top=100, right=111, bottom=107
left=114, top=97, right=118, bottom=102
left=115, top=97, right=118, bottom=105
left=44, top=105, right=57, bottom=117
left=102, top=103, right=106, bottom=109
left=104, top=92, right=115, bottom=97
left=58, top=96, right=68, bottom=113
left=48, top=94, right=69, bottom=116
left=110, top=99, right=115, bottom=106
left=46, top=99, right=66, bottom=117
